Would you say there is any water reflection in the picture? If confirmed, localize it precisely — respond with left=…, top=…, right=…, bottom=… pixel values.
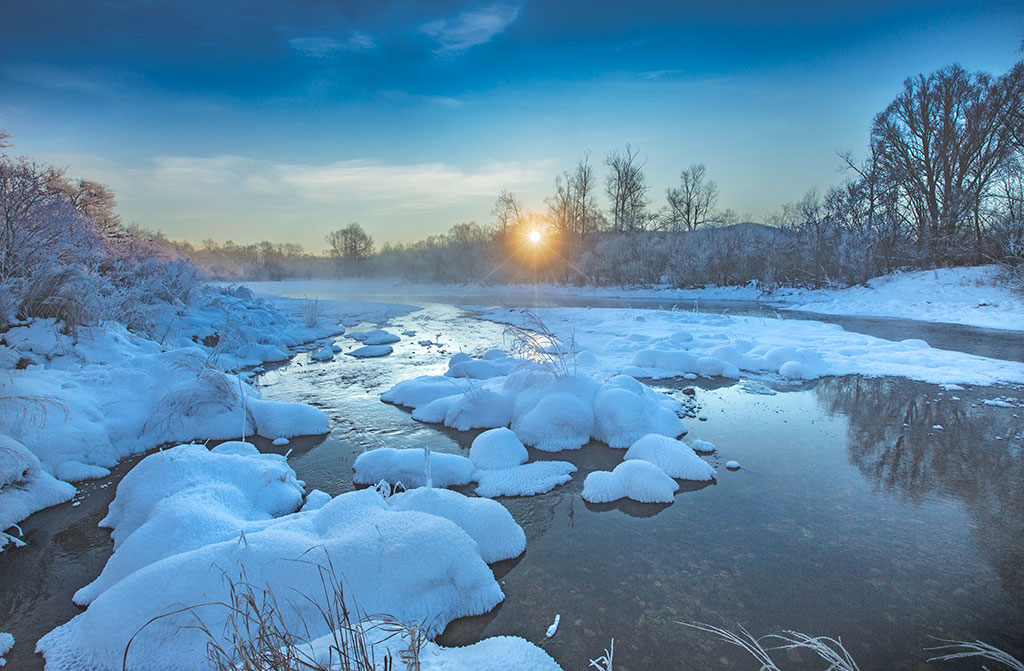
left=815, top=376, right=1024, bottom=610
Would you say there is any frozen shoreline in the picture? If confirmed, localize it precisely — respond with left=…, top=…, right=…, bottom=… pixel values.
left=244, top=264, right=1024, bottom=333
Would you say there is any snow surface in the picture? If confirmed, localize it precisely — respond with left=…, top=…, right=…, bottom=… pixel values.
left=623, top=434, right=717, bottom=481
left=39, top=444, right=517, bottom=671
left=302, top=627, right=562, bottom=671
left=582, top=460, right=680, bottom=504
left=475, top=307, right=1024, bottom=386
left=775, top=266, right=1024, bottom=331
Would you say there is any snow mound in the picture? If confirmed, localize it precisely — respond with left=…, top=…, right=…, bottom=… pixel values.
left=305, top=629, right=562, bottom=671
left=413, top=388, right=513, bottom=431
left=349, top=344, right=393, bottom=358
left=388, top=487, right=525, bottom=563
left=248, top=399, right=329, bottom=439
left=310, top=344, right=334, bottom=361
left=475, top=461, right=577, bottom=498
left=382, top=375, right=471, bottom=408
left=73, top=442, right=305, bottom=605
left=623, top=434, right=716, bottom=481
left=582, top=460, right=680, bottom=504
left=690, top=439, right=716, bottom=454
left=470, top=428, right=528, bottom=470
left=592, top=377, right=687, bottom=448
left=385, top=364, right=685, bottom=452
left=347, top=328, right=400, bottom=345
left=353, top=447, right=475, bottom=488
left=39, top=453, right=506, bottom=671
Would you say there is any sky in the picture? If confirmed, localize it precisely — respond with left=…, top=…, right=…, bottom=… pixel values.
left=1, top=1, right=1022, bottom=251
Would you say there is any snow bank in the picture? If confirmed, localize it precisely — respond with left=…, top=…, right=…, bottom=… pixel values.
left=623, top=434, right=716, bottom=481
left=776, top=265, right=1024, bottom=331
left=385, top=359, right=686, bottom=452
left=1, top=286, right=416, bottom=545
left=582, top=460, right=680, bottom=504
left=475, top=306, right=1024, bottom=386
left=39, top=446, right=510, bottom=671
left=352, top=447, right=475, bottom=488
left=388, top=487, right=526, bottom=563
left=0, top=433, right=76, bottom=545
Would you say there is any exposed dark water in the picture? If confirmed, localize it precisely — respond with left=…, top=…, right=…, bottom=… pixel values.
left=1, top=302, right=1022, bottom=670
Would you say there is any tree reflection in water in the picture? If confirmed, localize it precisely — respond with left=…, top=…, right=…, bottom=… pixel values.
left=815, top=376, right=1024, bottom=609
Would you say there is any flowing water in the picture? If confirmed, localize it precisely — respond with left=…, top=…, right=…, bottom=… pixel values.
left=2, top=297, right=1023, bottom=670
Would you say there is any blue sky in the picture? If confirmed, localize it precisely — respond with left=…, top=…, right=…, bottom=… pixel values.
left=1, top=1, right=1022, bottom=249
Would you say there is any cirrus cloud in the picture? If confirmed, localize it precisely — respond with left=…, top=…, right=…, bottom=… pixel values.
left=421, top=4, right=521, bottom=55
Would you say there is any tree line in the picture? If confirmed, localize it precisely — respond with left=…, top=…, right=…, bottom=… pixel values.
left=173, top=54, right=1024, bottom=291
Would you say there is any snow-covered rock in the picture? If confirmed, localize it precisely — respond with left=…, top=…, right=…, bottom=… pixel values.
left=349, top=344, right=393, bottom=358
left=582, top=460, right=680, bottom=504
left=385, top=362, right=686, bottom=452
left=623, top=434, right=716, bottom=481
left=469, top=428, right=528, bottom=470
left=353, top=447, right=475, bottom=488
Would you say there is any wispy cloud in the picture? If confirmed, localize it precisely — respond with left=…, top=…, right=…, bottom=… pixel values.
left=639, top=69, right=682, bottom=80
left=0, top=63, right=141, bottom=94
left=421, top=4, right=521, bottom=55
left=288, top=32, right=377, bottom=58
left=147, top=155, right=540, bottom=209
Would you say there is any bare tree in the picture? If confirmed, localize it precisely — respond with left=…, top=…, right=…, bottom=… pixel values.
left=325, top=222, right=374, bottom=275
left=491, top=189, right=523, bottom=242
left=665, top=163, right=719, bottom=232
left=605, top=144, right=649, bottom=232
left=871, top=64, right=1020, bottom=262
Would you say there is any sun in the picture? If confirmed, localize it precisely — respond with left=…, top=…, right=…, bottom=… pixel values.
left=528, top=230, right=541, bottom=243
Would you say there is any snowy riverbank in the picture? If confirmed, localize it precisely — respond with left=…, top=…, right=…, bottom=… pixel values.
left=0, top=285, right=417, bottom=550
left=245, top=264, right=1024, bottom=333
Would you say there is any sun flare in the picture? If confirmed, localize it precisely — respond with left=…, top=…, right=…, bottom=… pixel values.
left=528, top=230, right=541, bottom=243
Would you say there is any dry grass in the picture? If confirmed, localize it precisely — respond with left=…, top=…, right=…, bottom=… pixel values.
left=588, top=638, right=615, bottom=671
left=686, top=623, right=1024, bottom=671
left=502, top=310, right=576, bottom=378
left=927, top=639, right=1024, bottom=671
left=303, top=299, right=322, bottom=329
left=682, top=622, right=860, bottom=671
left=124, top=556, right=427, bottom=671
